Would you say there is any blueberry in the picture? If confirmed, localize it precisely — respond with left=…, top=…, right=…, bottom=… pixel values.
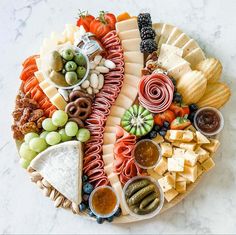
left=88, top=209, right=96, bottom=217
left=170, top=77, right=176, bottom=86
left=114, top=208, right=122, bottom=217
left=173, top=92, right=182, bottom=103
left=154, top=125, right=160, bottom=132
left=188, top=111, right=196, bottom=122
left=79, top=202, right=87, bottom=212
left=83, top=182, right=94, bottom=194
left=189, top=103, right=199, bottom=112
left=82, top=194, right=89, bottom=202
left=159, top=130, right=167, bottom=137
left=96, top=217, right=105, bottom=224
left=160, top=127, right=167, bottom=132
left=82, top=174, right=88, bottom=182
left=163, top=121, right=170, bottom=129
left=149, top=130, right=157, bottom=139
left=106, top=216, right=114, bottom=222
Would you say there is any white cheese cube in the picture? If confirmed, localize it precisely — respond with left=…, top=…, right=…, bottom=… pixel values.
left=147, top=169, right=162, bottom=180
left=173, top=147, right=185, bottom=158
left=158, top=175, right=175, bottom=192
left=160, top=142, right=173, bottom=158
left=164, top=188, right=179, bottom=202
left=179, top=165, right=198, bottom=182
left=169, top=130, right=183, bottom=141
left=154, top=157, right=168, bottom=176
left=176, top=173, right=187, bottom=182
left=176, top=181, right=186, bottom=193
left=183, top=150, right=199, bottom=166
left=168, top=157, right=185, bottom=172
left=182, top=131, right=194, bottom=142
left=195, top=147, right=210, bottom=163
left=196, top=131, right=210, bottom=144
left=201, top=158, right=215, bottom=171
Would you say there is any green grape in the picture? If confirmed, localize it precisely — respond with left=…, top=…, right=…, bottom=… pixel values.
left=24, top=132, right=39, bottom=143
left=42, top=118, right=57, bottom=131
left=29, top=137, right=48, bottom=153
left=20, top=158, right=30, bottom=169
left=76, top=128, right=91, bottom=142
left=52, top=110, right=68, bottom=127
left=40, top=131, right=49, bottom=139
left=19, top=143, right=37, bottom=161
left=46, top=131, right=61, bottom=145
left=65, top=121, right=78, bottom=137
left=59, top=128, right=72, bottom=142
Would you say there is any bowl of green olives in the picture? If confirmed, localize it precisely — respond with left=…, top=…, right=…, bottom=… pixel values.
left=46, top=46, right=89, bottom=89
left=122, top=176, right=164, bottom=219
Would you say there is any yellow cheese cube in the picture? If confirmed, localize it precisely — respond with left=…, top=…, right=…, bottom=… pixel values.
left=197, top=163, right=205, bottom=177
left=164, top=188, right=179, bottom=202
left=202, top=139, right=220, bottom=153
left=168, top=157, right=185, bottom=172
left=164, top=131, right=173, bottom=142
left=169, top=130, right=183, bottom=141
left=160, top=142, right=173, bottom=157
left=179, top=165, right=197, bottom=182
left=183, top=150, right=199, bottom=166
left=158, top=175, right=175, bottom=192
left=185, top=125, right=197, bottom=132
left=180, top=142, right=196, bottom=151
left=176, top=173, right=187, bottom=182
left=201, top=158, right=215, bottom=171
left=182, top=131, right=194, bottom=142
left=164, top=172, right=176, bottom=188
left=196, top=131, right=210, bottom=144
left=154, top=157, right=167, bottom=176
left=50, top=93, right=67, bottom=110
left=176, top=181, right=186, bottom=193
left=147, top=169, right=162, bottom=180
left=153, top=135, right=164, bottom=144
left=195, top=147, right=210, bottom=163
left=173, top=147, right=185, bottom=158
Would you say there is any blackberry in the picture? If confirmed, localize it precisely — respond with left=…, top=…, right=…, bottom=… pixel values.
left=140, top=27, right=156, bottom=40
left=138, top=13, right=152, bottom=30
left=140, top=39, right=157, bottom=53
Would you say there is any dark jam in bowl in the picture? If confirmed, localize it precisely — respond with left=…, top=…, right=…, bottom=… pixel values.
left=195, top=108, right=221, bottom=134
left=134, top=140, right=160, bottom=168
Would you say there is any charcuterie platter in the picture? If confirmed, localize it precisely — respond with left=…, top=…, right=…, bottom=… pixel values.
left=12, top=11, right=231, bottom=224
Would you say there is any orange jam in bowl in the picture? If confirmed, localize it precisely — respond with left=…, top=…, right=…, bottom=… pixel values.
left=133, top=139, right=161, bottom=169
left=89, top=186, right=119, bottom=218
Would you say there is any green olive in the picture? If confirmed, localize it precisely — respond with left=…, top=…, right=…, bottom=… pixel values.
left=76, top=66, right=87, bottom=79
left=65, top=61, right=77, bottom=71
left=65, top=71, right=79, bottom=85
left=48, top=51, right=63, bottom=72
left=49, top=71, right=68, bottom=87
left=74, top=53, right=86, bottom=66
left=61, top=48, right=74, bottom=61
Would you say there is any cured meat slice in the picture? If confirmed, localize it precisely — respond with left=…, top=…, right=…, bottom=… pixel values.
left=138, top=73, right=174, bottom=113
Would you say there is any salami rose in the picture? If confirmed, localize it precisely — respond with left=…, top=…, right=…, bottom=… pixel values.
left=138, top=73, right=174, bottom=113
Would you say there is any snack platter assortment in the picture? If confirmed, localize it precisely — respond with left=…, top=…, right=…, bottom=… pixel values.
left=12, top=11, right=231, bottom=224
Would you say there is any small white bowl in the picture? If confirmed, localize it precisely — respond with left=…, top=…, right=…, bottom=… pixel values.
left=133, top=139, right=162, bottom=170
left=194, top=107, right=224, bottom=137
left=122, top=176, right=164, bottom=219
left=89, top=186, right=120, bottom=218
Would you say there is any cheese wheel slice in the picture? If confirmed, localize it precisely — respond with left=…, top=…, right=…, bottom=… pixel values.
left=104, top=163, right=114, bottom=176
left=119, top=29, right=140, bottom=40
left=124, top=51, right=144, bottom=64
left=166, top=27, right=182, bottom=45
left=39, top=80, right=50, bottom=90
left=106, top=116, right=121, bottom=126
left=184, top=48, right=206, bottom=69
left=123, top=74, right=141, bottom=88
left=153, top=23, right=165, bottom=38
left=104, top=126, right=117, bottom=133
left=103, top=144, right=115, bottom=155
left=182, top=39, right=199, bottom=57
left=116, top=18, right=138, bottom=33
left=172, top=33, right=190, bottom=48
left=50, top=93, right=67, bottom=110
left=43, top=86, right=58, bottom=98
left=115, top=94, right=134, bottom=109
left=124, top=63, right=143, bottom=77
left=102, top=153, right=114, bottom=165
left=121, top=38, right=141, bottom=51
left=34, top=71, right=45, bottom=83
left=168, top=61, right=192, bottom=81
left=110, top=106, right=126, bottom=118
left=120, top=83, right=138, bottom=101
left=103, top=133, right=116, bottom=145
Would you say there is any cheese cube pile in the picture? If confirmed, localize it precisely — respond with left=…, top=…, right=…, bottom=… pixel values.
left=151, top=126, right=220, bottom=202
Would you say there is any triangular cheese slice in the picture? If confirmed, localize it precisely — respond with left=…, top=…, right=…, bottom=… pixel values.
left=196, top=131, right=210, bottom=144
left=30, top=141, right=83, bottom=205
left=168, top=61, right=192, bottom=80
left=184, top=48, right=206, bottom=69
left=182, top=39, right=199, bottom=57
left=172, top=33, right=190, bottom=47
left=166, top=27, right=183, bottom=45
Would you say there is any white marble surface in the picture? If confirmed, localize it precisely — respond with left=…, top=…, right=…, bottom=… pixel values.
left=0, top=0, right=236, bottom=234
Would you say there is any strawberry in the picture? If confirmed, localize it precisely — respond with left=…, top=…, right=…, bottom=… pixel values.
left=163, top=110, right=176, bottom=123
left=170, top=117, right=191, bottom=130
left=169, top=103, right=190, bottom=117
left=154, top=113, right=165, bottom=126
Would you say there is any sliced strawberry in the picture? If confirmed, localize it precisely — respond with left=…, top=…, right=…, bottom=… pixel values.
left=163, top=110, right=176, bottom=123
left=170, top=117, right=191, bottom=130
left=154, top=113, right=165, bottom=126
